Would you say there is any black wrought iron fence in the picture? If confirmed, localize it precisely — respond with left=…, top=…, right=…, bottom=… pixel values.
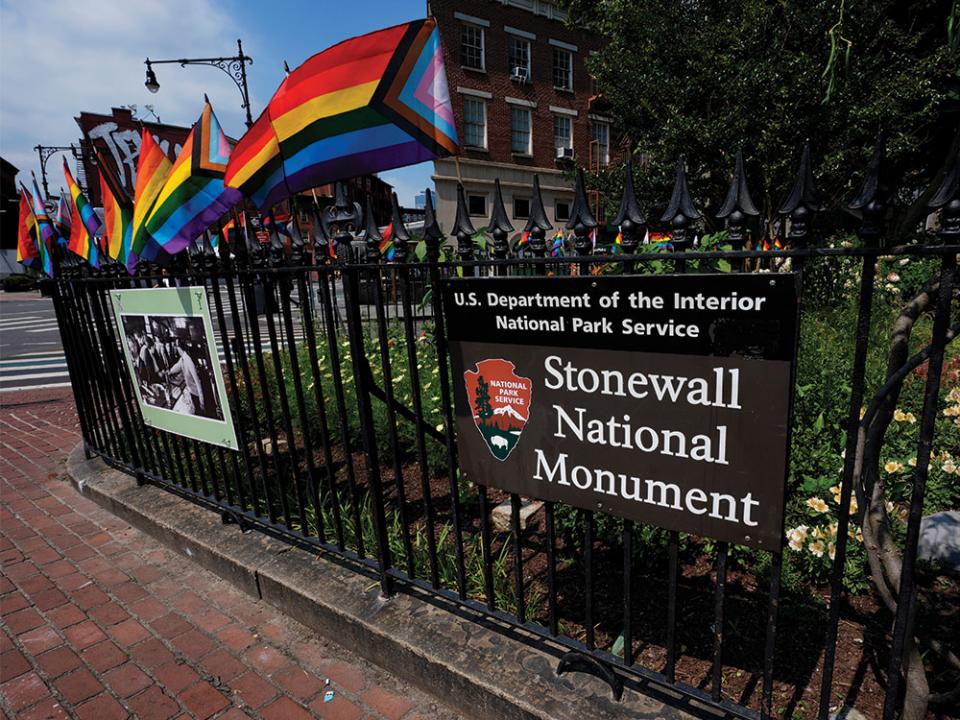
left=50, top=146, right=959, bottom=720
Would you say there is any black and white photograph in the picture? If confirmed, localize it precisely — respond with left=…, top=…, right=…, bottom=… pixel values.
left=120, top=314, right=224, bottom=421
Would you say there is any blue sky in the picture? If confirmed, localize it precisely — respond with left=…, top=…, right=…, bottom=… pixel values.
left=0, top=0, right=433, bottom=204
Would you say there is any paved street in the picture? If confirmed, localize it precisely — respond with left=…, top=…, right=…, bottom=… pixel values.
left=0, top=386, right=457, bottom=719
left=0, top=294, right=68, bottom=393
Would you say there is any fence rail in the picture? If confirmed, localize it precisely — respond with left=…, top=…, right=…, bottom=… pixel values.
left=50, top=150, right=960, bottom=720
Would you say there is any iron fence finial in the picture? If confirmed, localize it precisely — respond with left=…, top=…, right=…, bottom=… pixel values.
left=523, top=175, right=552, bottom=257
left=423, top=189, right=443, bottom=263
left=389, top=191, right=411, bottom=262
left=660, top=155, right=701, bottom=251
left=778, top=143, right=823, bottom=248
left=488, top=178, right=514, bottom=260
left=848, top=135, right=891, bottom=245
left=717, top=150, right=759, bottom=250
left=567, top=167, right=598, bottom=257
left=452, top=182, right=477, bottom=261
left=362, top=195, right=382, bottom=263
left=612, top=159, right=646, bottom=255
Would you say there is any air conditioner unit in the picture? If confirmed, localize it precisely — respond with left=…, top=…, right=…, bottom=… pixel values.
left=556, top=147, right=574, bottom=160
left=510, top=67, right=529, bottom=83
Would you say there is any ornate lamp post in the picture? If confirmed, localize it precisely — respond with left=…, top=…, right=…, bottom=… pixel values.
left=34, top=144, right=82, bottom=200
left=144, top=39, right=254, bottom=127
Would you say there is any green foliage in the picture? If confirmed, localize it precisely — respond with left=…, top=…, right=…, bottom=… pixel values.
left=305, top=493, right=544, bottom=618
left=561, top=0, right=959, bottom=239
left=1, top=273, right=37, bottom=292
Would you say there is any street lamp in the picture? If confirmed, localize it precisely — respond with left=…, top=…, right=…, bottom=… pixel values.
left=34, top=144, right=83, bottom=200
left=143, top=39, right=254, bottom=127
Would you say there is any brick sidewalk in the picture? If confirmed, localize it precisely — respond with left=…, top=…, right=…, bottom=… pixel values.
left=0, top=388, right=459, bottom=720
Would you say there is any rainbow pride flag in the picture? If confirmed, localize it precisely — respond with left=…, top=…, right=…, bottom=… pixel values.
left=97, top=151, right=134, bottom=269
left=225, top=18, right=457, bottom=211
left=611, top=228, right=623, bottom=253
left=130, top=130, right=173, bottom=271
left=17, top=188, right=39, bottom=268
left=27, top=178, right=55, bottom=276
left=143, top=101, right=241, bottom=259
left=550, top=230, right=564, bottom=257
left=63, top=159, right=102, bottom=267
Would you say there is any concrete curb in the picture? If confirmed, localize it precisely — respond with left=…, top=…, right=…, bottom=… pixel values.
left=67, top=444, right=704, bottom=720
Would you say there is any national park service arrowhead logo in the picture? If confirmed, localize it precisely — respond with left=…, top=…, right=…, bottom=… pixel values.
left=464, top=358, right=532, bottom=461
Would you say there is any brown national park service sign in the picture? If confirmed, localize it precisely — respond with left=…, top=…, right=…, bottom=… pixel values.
left=464, top=359, right=532, bottom=461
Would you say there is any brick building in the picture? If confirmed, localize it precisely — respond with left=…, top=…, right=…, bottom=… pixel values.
left=429, top=0, right=618, bottom=236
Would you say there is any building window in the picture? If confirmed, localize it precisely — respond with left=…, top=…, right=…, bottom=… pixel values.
left=460, top=23, right=485, bottom=71
left=511, top=107, right=532, bottom=155
left=468, top=194, right=486, bottom=216
left=509, top=37, right=531, bottom=80
left=556, top=200, right=571, bottom=222
left=591, top=121, right=610, bottom=167
left=513, top=197, right=530, bottom=219
left=553, top=48, right=573, bottom=91
left=463, top=98, right=487, bottom=149
left=554, top=114, right=572, bottom=157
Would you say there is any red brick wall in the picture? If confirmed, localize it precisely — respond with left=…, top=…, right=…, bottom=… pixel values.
left=430, top=0, right=617, bottom=171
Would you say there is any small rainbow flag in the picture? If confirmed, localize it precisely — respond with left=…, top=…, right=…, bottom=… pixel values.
left=130, top=130, right=173, bottom=271
left=63, top=159, right=101, bottom=267
left=27, top=178, right=55, bottom=276
left=17, top=188, right=39, bottom=268
left=550, top=230, right=564, bottom=257
left=379, top=222, right=395, bottom=260
left=611, top=228, right=623, bottom=254
left=97, top=151, right=134, bottom=269
left=516, top=231, right=530, bottom=249
left=225, top=18, right=457, bottom=211
left=143, top=101, right=241, bottom=260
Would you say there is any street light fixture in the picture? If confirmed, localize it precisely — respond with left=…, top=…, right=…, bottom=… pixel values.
left=143, top=39, right=254, bottom=127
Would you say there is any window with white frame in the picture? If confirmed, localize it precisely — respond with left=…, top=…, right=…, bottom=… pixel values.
left=460, top=23, right=485, bottom=71
left=508, top=36, right=531, bottom=79
left=591, top=121, right=610, bottom=166
left=554, top=114, right=572, bottom=156
left=552, top=47, right=573, bottom=90
left=463, top=97, right=487, bottom=149
left=511, top=107, right=532, bottom=155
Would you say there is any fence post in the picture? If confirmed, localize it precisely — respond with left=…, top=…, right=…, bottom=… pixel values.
left=818, top=138, right=888, bottom=720
left=568, top=167, right=597, bottom=275
left=524, top=174, right=551, bottom=267
left=333, top=191, right=394, bottom=596
left=453, top=182, right=476, bottom=268
left=488, top=178, right=514, bottom=275
left=612, top=159, right=645, bottom=273
left=716, top=150, right=759, bottom=258
left=660, top=156, right=701, bottom=273
left=882, top=147, right=959, bottom=720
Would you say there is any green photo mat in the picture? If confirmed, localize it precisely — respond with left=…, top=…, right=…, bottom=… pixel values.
left=110, top=287, right=239, bottom=450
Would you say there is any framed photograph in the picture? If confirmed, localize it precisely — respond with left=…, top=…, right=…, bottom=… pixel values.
left=110, top=287, right=239, bottom=450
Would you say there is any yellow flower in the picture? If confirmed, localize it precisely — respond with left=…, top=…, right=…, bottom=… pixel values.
left=893, top=409, right=907, bottom=422
left=809, top=540, right=826, bottom=558
left=885, top=500, right=896, bottom=514
left=905, top=412, right=916, bottom=424
left=435, top=423, right=444, bottom=433
left=812, top=526, right=827, bottom=540
left=908, top=457, right=917, bottom=467
left=806, top=497, right=829, bottom=513
left=884, top=460, right=903, bottom=474
left=859, top=406, right=866, bottom=420
left=943, top=459, right=957, bottom=475
left=828, top=542, right=836, bottom=561
left=848, top=497, right=858, bottom=515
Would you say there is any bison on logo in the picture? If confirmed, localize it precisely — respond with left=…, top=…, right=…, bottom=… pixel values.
left=464, top=358, right=532, bottom=461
